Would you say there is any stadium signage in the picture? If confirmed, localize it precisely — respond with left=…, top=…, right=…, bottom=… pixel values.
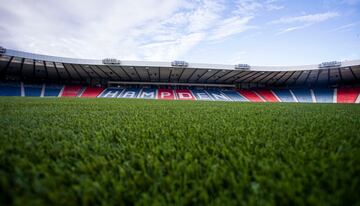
left=102, top=58, right=121, bottom=65
left=235, top=64, right=250, bottom=70
left=171, top=61, right=188, bottom=67
left=158, top=89, right=176, bottom=99
left=98, top=88, right=233, bottom=101
left=318, top=61, right=341, bottom=68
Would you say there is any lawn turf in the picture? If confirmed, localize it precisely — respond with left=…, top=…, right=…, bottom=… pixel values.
left=0, top=97, right=359, bottom=205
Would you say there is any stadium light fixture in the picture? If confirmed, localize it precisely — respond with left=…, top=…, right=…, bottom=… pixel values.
left=235, top=64, right=250, bottom=70
left=171, top=61, right=188, bottom=68
left=0, top=46, right=5, bottom=54
left=318, top=61, right=341, bottom=69
left=102, top=58, right=121, bottom=65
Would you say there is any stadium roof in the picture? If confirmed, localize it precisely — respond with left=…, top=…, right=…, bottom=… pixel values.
left=1, top=47, right=360, bottom=87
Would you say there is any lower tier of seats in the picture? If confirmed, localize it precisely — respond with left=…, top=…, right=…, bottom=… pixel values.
left=0, top=83, right=359, bottom=103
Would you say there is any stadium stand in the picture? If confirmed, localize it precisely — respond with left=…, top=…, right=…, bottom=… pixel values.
left=292, top=88, right=313, bottom=103
left=1, top=82, right=360, bottom=103
left=119, top=88, right=141, bottom=99
left=98, top=88, right=124, bottom=98
left=139, top=88, right=157, bottom=99
left=221, top=90, right=248, bottom=102
left=175, top=89, right=195, bottom=100
left=236, top=89, right=263, bottom=102
left=44, top=85, right=62, bottom=97
left=206, top=89, right=231, bottom=101
left=24, top=84, right=42, bottom=97
left=313, top=88, right=333, bottom=103
left=255, top=89, right=279, bottom=102
left=1, top=48, right=360, bottom=103
left=158, top=88, right=175, bottom=100
left=81, top=87, right=105, bottom=98
left=191, top=89, right=213, bottom=101
left=61, top=85, right=83, bottom=97
left=337, top=87, right=360, bottom=103
left=0, top=82, right=21, bottom=96
left=272, top=89, right=296, bottom=102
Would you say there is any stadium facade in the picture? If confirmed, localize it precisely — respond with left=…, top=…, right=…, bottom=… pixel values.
left=1, top=46, right=360, bottom=103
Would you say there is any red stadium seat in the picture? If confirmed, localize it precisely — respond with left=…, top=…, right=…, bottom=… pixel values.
left=255, top=89, right=279, bottom=102
left=61, top=85, right=83, bottom=97
left=175, top=89, right=195, bottom=100
left=236, top=89, right=264, bottom=102
left=337, top=87, right=360, bottom=103
left=81, top=87, right=105, bottom=98
left=157, top=88, right=175, bottom=100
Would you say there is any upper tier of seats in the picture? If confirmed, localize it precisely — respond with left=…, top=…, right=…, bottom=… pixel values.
left=0, top=83, right=359, bottom=103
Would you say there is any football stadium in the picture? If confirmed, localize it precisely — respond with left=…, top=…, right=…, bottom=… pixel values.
left=1, top=0, right=360, bottom=205
left=1, top=47, right=360, bottom=103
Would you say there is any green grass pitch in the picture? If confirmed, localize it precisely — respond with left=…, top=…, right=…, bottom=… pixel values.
left=0, top=97, right=359, bottom=205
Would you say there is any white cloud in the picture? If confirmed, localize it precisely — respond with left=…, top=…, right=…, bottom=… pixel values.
left=0, top=0, right=186, bottom=60
left=235, top=0, right=284, bottom=16
left=276, top=24, right=310, bottom=35
left=134, top=0, right=226, bottom=60
left=272, top=12, right=340, bottom=35
left=1, top=0, right=283, bottom=61
left=340, top=53, right=360, bottom=61
left=140, top=32, right=205, bottom=61
left=209, top=16, right=255, bottom=41
left=228, top=50, right=248, bottom=64
left=0, top=0, right=233, bottom=60
left=206, top=0, right=283, bottom=41
left=332, top=22, right=359, bottom=32
left=271, top=12, right=340, bottom=25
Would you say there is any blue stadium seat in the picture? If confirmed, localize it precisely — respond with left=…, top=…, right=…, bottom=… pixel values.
left=313, top=88, right=333, bottom=103
left=191, top=89, right=213, bottom=101
left=206, top=89, right=231, bottom=101
left=272, top=89, right=295, bottom=102
left=24, top=85, right=42, bottom=97
left=44, top=85, right=62, bottom=97
left=118, top=88, right=141, bottom=99
left=0, top=83, right=21, bottom=96
left=98, top=88, right=124, bottom=98
left=221, top=90, right=248, bottom=102
left=139, top=88, right=157, bottom=99
left=292, top=89, right=313, bottom=103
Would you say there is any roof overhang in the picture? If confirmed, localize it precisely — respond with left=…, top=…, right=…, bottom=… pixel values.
left=1, top=48, right=359, bottom=87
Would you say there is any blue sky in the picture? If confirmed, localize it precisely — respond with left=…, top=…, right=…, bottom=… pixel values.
left=0, top=0, right=359, bottom=66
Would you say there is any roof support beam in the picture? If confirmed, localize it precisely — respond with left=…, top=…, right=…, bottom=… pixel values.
left=205, top=70, right=221, bottom=82
left=349, top=67, right=358, bottom=81
left=0, top=56, right=13, bottom=74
